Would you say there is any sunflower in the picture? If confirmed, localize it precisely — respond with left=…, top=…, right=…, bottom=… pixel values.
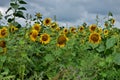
left=89, top=24, right=97, bottom=32
left=0, top=27, right=8, bottom=38
left=104, top=29, right=109, bottom=36
left=70, top=27, right=76, bottom=33
left=63, top=28, right=68, bottom=34
left=80, top=39, right=85, bottom=44
left=10, top=26, right=18, bottom=32
left=50, top=22, right=58, bottom=29
left=32, top=23, right=41, bottom=32
left=79, top=26, right=84, bottom=32
left=40, top=33, right=50, bottom=44
left=111, top=18, right=115, bottom=24
left=0, top=40, right=6, bottom=48
left=56, top=26, right=60, bottom=31
left=43, top=18, right=52, bottom=26
left=30, top=30, right=38, bottom=42
left=104, top=22, right=108, bottom=27
left=89, top=32, right=101, bottom=44
left=98, top=27, right=102, bottom=34
left=35, top=12, right=42, bottom=18
left=57, top=35, right=68, bottom=47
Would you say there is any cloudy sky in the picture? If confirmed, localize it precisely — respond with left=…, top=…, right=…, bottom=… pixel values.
left=0, top=0, right=120, bottom=28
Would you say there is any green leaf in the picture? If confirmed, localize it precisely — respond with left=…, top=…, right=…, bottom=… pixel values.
left=19, top=0, right=27, bottom=4
left=44, top=54, right=54, bottom=62
left=5, top=7, right=12, bottom=14
left=1, top=68, right=9, bottom=75
left=96, top=44, right=105, bottom=52
left=0, top=47, right=3, bottom=52
left=14, top=11, right=25, bottom=18
left=113, top=53, right=120, bottom=65
left=108, top=12, right=113, bottom=16
left=21, top=52, right=27, bottom=58
left=10, top=3, right=19, bottom=9
left=98, top=61, right=106, bottom=67
left=106, top=37, right=117, bottom=49
left=12, top=22, right=21, bottom=28
left=7, top=18, right=14, bottom=23
left=0, top=55, right=7, bottom=63
left=18, top=7, right=26, bottom=10
left=5, top=14, right=12, bottom=19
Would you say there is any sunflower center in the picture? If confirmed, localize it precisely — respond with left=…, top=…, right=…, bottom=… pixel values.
left=91, top=34, right=99, bottom=42
left=80, top=27, right=83, bottom=31
left=12, top=28, right=14, bottom=32
left=65, top=29, right=68, bottom=32
left=0, top=40, right=6, bottom=48
left=91, top=26, right=96, bottom=31
left=42, top=35, right=48, bottom=41
left=1, top=30, right=6, bottom=36
left=58, top=36, right=66, bottom=45
left=35, top=26, right=39, bottom=30
left=105, top=31, right=107, bottom=33
left=32, top=33, right=38, bottom=38
left=52, top=25, right=55, bottom=28
left=71, top=28, right=75, bottom=32
left=46, top=19, right=50, bottom=24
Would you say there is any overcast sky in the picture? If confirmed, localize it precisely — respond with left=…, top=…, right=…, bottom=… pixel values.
left=0, top=0, right=120, bottom=28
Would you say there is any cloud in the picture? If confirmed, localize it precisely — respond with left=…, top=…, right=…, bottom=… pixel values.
left=0, top=0, right=9, bottom=7
left=0, top=0, right=120, bottom=28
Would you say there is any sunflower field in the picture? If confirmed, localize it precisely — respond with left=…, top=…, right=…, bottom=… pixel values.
left=0, top=0, right=120, bottom=80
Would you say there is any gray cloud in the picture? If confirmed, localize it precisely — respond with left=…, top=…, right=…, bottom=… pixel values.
left=0, top=0, right=9, bottom=7
left=0, top=0, right=120, bottom=27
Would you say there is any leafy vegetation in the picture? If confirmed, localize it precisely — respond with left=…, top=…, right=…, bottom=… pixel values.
left=0, top=0, right=120, bottom=80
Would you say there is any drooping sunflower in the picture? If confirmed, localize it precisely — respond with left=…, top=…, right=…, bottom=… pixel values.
left=40, top=33, right=50, bottom=44
left=0, top=40, right=6, bottom=48
left=0, top=27, right=8, bottom=38
left=111, top=18, right=115, bottom=24
left=35, top=12, right=42, bottom=18
left=89, top=32, right=101, bottom=44
left=10, top=25, right=18, bottom=32
left=0, top=40, right=7, bottom=54
left=104, top=21, right=108, bottom=27
left=79, top=26, right=84, bottom=32
left=98, top=27, right=102, bottom=34
left=57, top=35, right=68, bottom=47
left=56, top=26, right=60, bottom=31
left=50, top=22, right=58, bottom=30
left=89, top=24, right=97, bottom=32
left=104, top=29, right=109, bottom=36
left=32, top=23, right=41, bottom=32
left=30, top=30, right=38, bottom=42
left=80, top=39, right=85, bottom=44
left=43, top=18, right=52, bottom=26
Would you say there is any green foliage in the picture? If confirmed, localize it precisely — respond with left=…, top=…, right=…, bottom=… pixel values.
left=5, top=0, right=27, bottom=28
left=0, top=1, right=120, bottom=80
left=106, top=36, right=117, bottom=49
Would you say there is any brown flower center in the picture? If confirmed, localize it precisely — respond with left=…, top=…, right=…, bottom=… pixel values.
left=1, top=30, right=6, bottom=36
left=0, top=40, right=6, bottom=48
left=35, top=26, right=39, bottom=30
left=42, top=35, right=48, bottom=41
left=64, top=29, right=68, bottom=32
left=58, top=36, right=66, bottom=45
left=11, top=28, right=15, bottom=32
left=46, top=19, right=50, bottom=24
left=80, top=27, right=84, bottom=31
left=91, top=26, right=96, bottom=31
left=32, top=33, right=38, bottom=38
left=91, top=34, right=99, bottom=42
